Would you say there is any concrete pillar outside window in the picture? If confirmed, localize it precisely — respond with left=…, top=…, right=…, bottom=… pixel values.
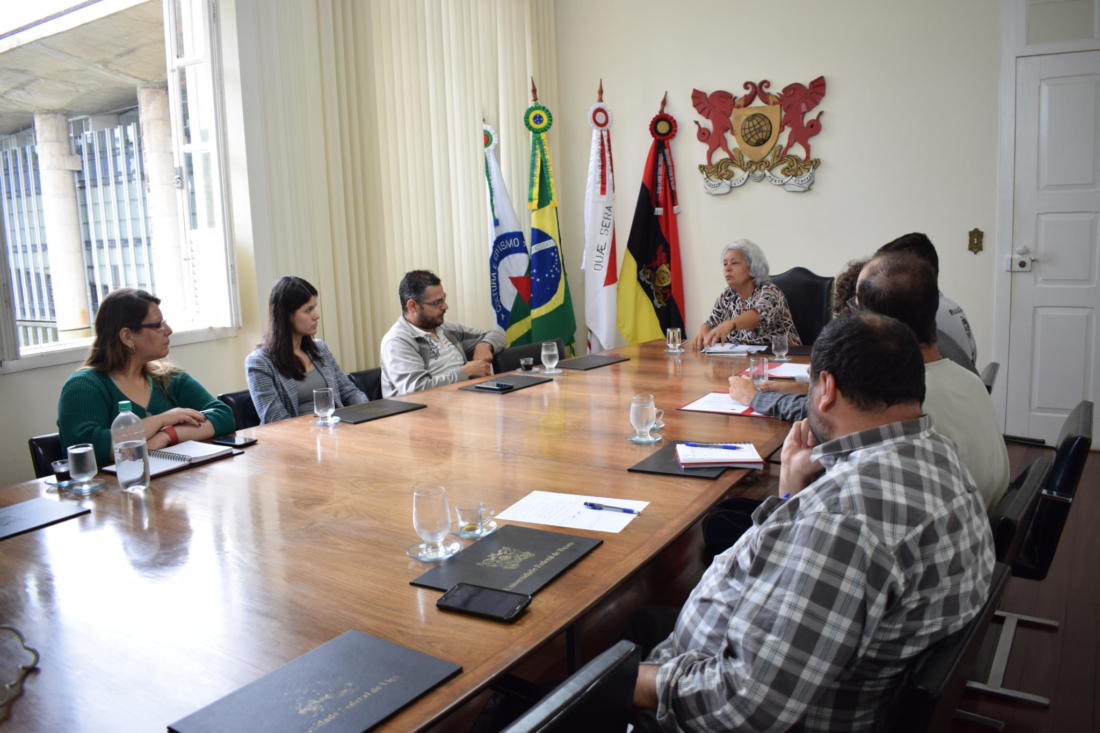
left=138, top=85, right=184, bottom=314
left=34, top=112, right=90, bottom=341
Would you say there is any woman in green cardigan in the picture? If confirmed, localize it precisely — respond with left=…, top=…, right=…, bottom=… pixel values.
left=57, top=288, right=235, bottom=465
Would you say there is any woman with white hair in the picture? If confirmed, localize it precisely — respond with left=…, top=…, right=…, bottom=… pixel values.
left=690, top=239, right=801, bottom=350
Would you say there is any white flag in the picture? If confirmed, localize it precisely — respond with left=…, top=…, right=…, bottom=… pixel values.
left=483, top=123, right=530, bottom=333
left=582, top=102, right=621, bottom=352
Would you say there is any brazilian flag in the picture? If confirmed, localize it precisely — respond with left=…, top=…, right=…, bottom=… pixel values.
left=523, top=102, right=576, bottom=353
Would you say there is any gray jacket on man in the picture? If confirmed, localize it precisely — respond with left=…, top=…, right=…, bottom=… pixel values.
left=380, top=316, right=505, bottom=397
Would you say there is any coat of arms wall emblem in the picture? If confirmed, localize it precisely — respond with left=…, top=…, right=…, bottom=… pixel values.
left=692, top=76, right=825, bottom=195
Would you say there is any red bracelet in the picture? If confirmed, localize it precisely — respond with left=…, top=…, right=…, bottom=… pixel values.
left=162, top=425, right=179, bottom=446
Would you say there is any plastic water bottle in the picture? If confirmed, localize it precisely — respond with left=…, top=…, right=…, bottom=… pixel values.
left=111, top=400, right=150, bottom=492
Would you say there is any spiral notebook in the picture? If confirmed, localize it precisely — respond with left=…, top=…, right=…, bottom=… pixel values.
left=103, top=440, right=237, bottom=477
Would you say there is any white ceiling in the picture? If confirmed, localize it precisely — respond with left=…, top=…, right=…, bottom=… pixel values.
left=0, top=1, right=165, bottom=135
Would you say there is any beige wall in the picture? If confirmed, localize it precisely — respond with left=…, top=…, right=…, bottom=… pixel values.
left=553, top=0, right=1000, bottom=351
left=0, top=0, right=1001, bottom=486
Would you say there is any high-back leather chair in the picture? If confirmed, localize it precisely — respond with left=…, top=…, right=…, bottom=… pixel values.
left=769, top=267, right=833, bottom=345
left=1013, top=399, right=1093, bottom=580
left=979, top=362, right=999, bottom=395
left=28, top=432, right=64, bottom=478
left=988, top=455, right=1052, bottom=565
left=349, top=368, right=383, bottom=401
left=217, top=390, right=260, bottom=430
left=879, top=564, right=1010, bottom=733
left=501, top=640, right=640, bottom=733
left=965, top=400, right=1093, bottom=714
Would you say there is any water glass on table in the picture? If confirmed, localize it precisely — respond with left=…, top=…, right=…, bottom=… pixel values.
left=312, top=387, right=340, bottom=426
left=628, top=393, right=662, bottom=444
left=66, top=443, right=101, bottom=495
left=749, top=356, right=770, bottom=390
left=407, top=485, right=461, bottom=561
left=665, top=327, right=684, bottom=353
left=771, top=333, right=790, bottom=361
left=541, top=341, right=562, bottom=375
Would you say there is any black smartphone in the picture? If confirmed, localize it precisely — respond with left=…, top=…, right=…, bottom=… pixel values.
left=473, top=381, right=515, bottom=393
left=436, top=583, right=531, bottom=622
left=209, top=434, right=258, bottom=448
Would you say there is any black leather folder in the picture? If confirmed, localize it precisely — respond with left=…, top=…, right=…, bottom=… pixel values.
left=458, top=373, right=552, bottom=393
left=333, top=399, right=426, bottom=424
left=168, top=630, right=460, bottom=733
left=0, top=497, right=89, bottom=541
left=626, top=442, right=728, bottom=480
left=558, top=354, right=629, bottom=370
left=410, top=524, right=601, bottom=596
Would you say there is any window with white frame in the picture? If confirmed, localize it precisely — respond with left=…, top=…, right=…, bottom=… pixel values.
left=0, top=0, right=236, bottom=362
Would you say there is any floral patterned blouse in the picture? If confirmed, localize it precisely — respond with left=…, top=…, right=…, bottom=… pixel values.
left=703, top=281, right=802, bottom=346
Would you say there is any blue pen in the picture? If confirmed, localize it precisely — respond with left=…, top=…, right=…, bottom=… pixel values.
left=584, top=501, right=638, bottom=514
left=683, top=442, right=742, bottom=450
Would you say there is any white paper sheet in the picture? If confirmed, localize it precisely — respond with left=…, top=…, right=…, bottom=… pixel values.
left=768, top=362, right=810, bottom=379
left=496, top=491, right=649, bottom=533
left=678, top=392, right=766, bottom=416
left=701, top=343, right=768, bottom=356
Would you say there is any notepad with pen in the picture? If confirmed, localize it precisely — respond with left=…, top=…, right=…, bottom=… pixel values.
left=675, top=442, right=764, bottom=468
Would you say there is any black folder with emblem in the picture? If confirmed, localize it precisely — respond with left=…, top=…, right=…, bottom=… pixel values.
left=458, top=373, right=552, bottom=394
left=333, top=398, right=426, bottom=424
left=557, top=354, right=629, bottom=370
left=168, top=630, right=460, bottom=733
left=410, top=524, right=602, bottom=596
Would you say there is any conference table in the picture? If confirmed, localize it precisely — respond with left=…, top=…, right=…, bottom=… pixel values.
left=0, top=342, right=798, bottom=731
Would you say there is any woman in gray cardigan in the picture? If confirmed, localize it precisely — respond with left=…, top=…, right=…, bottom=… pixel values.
left=246, top=276, right=367, bottom=423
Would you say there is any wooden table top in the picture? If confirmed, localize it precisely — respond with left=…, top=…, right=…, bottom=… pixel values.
left=0, top=342, right=796, bottom=732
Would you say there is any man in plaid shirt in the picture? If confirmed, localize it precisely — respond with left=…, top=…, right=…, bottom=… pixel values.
left=633, top=313, right=995, bottom=731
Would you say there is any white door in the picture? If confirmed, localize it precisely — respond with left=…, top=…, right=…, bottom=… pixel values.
left=1006, top=51, right=1100, bottom=443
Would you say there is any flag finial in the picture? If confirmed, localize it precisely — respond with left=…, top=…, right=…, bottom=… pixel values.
left=659, top=91, right=667, bottom=113
left=597, top=79, right=603, bottom=103
left=531, top=77, right=539, bottom=102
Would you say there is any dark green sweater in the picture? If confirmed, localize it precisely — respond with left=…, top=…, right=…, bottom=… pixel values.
left=57, top=368, right=235, bottom=465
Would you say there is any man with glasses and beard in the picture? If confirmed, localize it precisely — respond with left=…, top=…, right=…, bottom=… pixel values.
left=380, top=269, right=505, bottom=397
left=631, top=313, right=993, bottom=732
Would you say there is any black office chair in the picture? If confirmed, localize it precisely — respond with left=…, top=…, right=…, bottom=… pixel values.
left=979, top=362, right=999, bottom=395
left=966, top=400, right=1093, bottom=711
left=987, top=455, right=1052, bottom=565
left=880, top=563, right=1010, bottom=733
left=349, top=368, right=383, bottom=401
left=28, top=432, right=64, bottom=479
left=493, top=339, right=566, bottom=374
left=500, top=640, right=640, bottom=733
left=217, top=390, right=261, bottom=430
left=1013, top=399, right=1092, bottom=580
left=769, top=267, right=833, bottom=345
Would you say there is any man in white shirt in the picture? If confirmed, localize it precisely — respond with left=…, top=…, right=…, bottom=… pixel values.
left=877, top=232, right=977, bottom=366
left=380, top=270, right=505, bottom=397
left=857, top=252, right=1009, bottom=507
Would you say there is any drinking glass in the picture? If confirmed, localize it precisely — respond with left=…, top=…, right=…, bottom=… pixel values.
left=454, top=502, right=498, bottom=538
left=665, top=327, right=684, bottom=353
left=628, top=393, right=661, bottom=444
left=407, top=485, right=461, bottom=561
left=312, top=387, right=339, bottom=426
left=771, top=333, right=790, bottom=361
left=66, top=443, right=101, bottom=495
left=541, top=342, right=562, bottom=375
left=749, top=356, right=770, bottom=390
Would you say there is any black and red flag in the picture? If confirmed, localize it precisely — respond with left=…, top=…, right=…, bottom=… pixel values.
left=617, top=94, right=685, bottom=343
